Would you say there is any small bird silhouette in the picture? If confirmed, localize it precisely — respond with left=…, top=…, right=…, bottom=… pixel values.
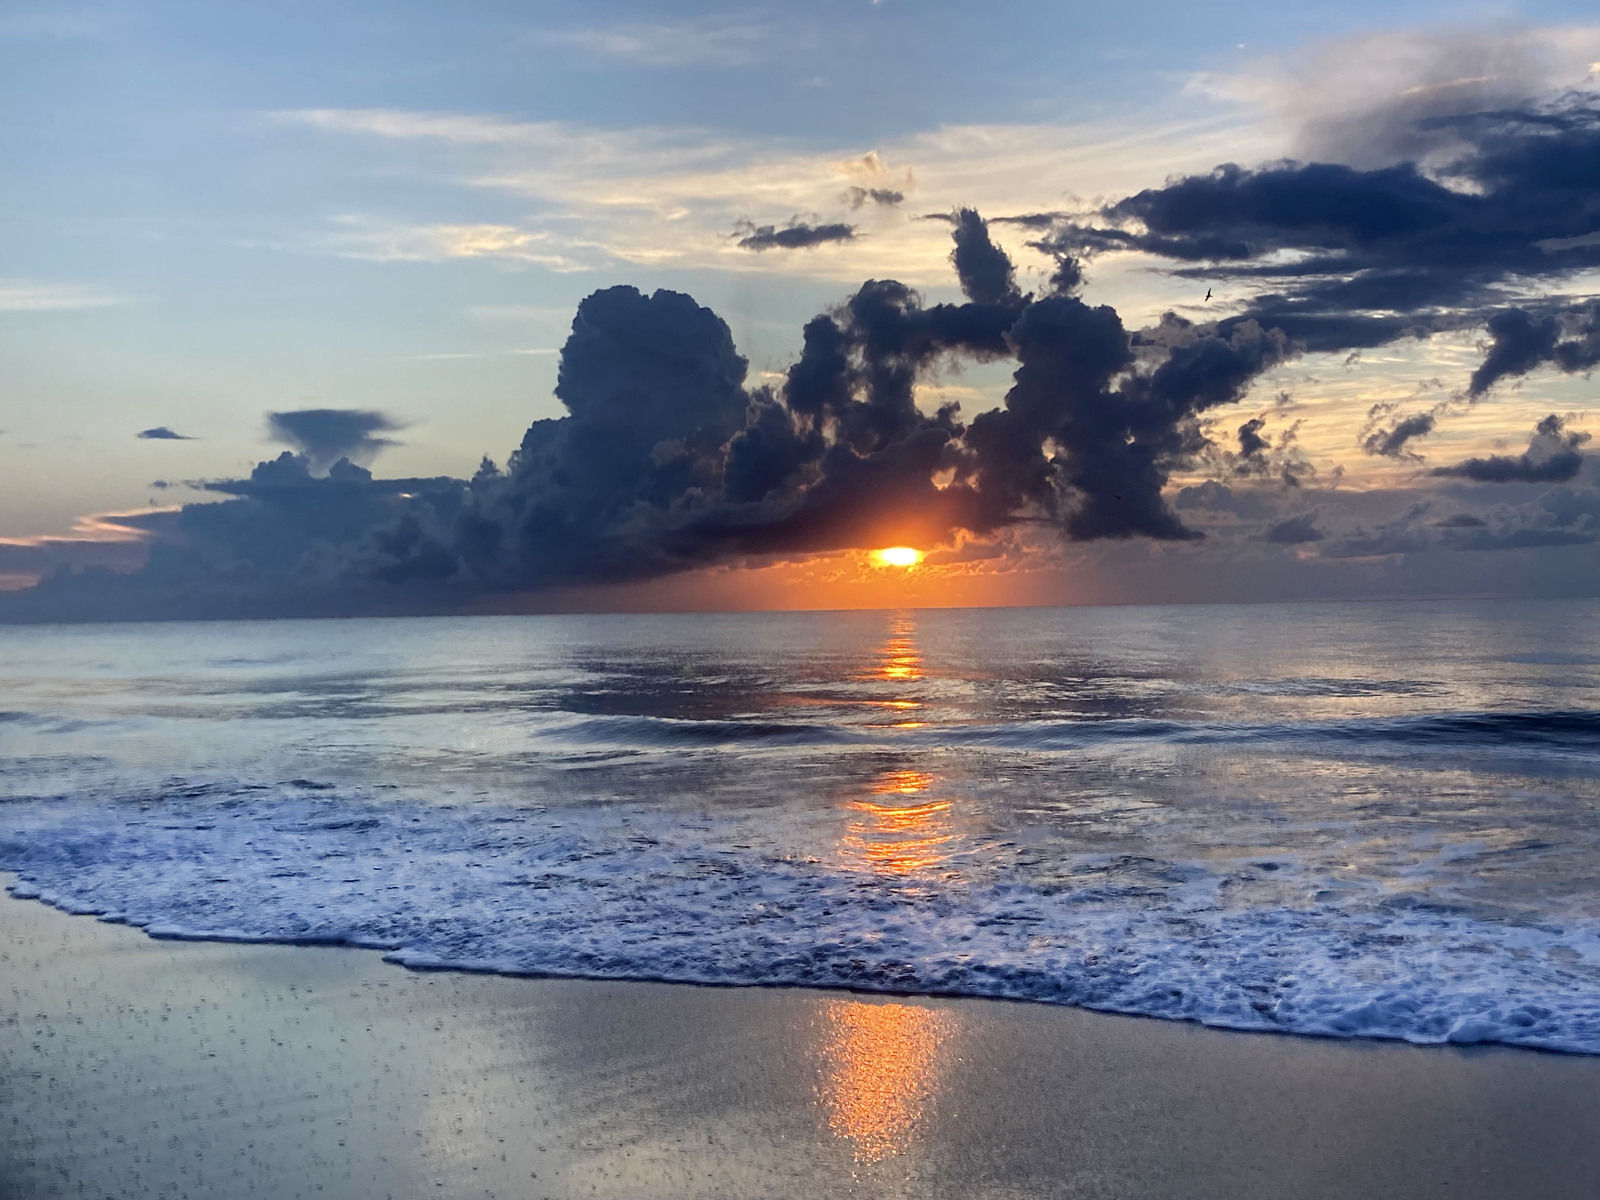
left=1204, top=287, right=1212, bottom=302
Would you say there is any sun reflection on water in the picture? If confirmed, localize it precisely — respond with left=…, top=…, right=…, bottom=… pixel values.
left=818, top=999, right=954, bottom=1163
left=876, top=613, right=923, bottom=684
left=840, top=768, right=957, bottom=875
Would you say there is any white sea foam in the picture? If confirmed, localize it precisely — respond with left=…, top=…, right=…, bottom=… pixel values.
left=6, top=787, right=1600, bottom=1053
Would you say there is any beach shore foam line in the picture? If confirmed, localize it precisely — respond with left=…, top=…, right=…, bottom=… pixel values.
left=5, top=788, right=1600, bottom=1053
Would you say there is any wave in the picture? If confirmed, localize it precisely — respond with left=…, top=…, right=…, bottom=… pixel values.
left=5, top=788, right=1600, bottom=1054
left=533, top=708, right=1600, bottom=756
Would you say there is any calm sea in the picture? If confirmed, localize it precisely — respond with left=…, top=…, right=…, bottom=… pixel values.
left=4, top=599, right=1600, bottom=1051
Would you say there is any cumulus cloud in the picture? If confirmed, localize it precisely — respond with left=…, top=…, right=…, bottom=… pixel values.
left=137, top=427, right=194, bottom=440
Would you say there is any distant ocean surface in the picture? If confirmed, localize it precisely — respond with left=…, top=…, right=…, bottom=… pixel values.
left=4, top=599, right=1600, bottom=1052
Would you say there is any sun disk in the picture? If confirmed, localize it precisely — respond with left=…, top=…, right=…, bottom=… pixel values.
left=871, top=546, right=922, bottom=568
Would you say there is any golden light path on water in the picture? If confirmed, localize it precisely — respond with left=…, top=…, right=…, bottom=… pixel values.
left=817, top=609, right=965, bottom=1165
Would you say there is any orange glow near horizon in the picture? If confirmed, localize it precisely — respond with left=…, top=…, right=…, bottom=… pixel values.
left=870, top=546, right=922, bottom=568
left=533, top=535, right=1096, bottom=614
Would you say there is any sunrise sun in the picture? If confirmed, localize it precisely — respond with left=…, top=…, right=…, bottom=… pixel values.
left=870, top=546, right=923, bottom=568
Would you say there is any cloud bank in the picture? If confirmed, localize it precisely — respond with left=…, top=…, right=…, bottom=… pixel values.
left=6, top=89, right=1599, bottom=622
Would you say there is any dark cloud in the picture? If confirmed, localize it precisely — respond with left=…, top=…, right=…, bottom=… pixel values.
left=1469, top=302, right=1600, bottom=396
left=1360, top=407, right=1438, bottom=459
left=735, top=220, right=856, bottom=251
left=3, top=210, right=1309, bottom=620
left=846, top=187, right=904, bottom=208
left=949, top=208, right=1023, bottom=308
left=266, top=409, right=403, bottom=473
left=1264, top=513, right=1323, bottom=544
left=991, top=212, right=1070, bottom=229
left=1033, top=93, right=1600, bottom=379
left=1237, top=416, right=1269, bottom=460
left=1430, top=415, right=1589, bottom=483
left=137, top=427, right=194, bottom=441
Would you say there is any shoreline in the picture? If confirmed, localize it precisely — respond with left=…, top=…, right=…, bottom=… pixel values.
left=7, top=889, right=1600, bottom=1198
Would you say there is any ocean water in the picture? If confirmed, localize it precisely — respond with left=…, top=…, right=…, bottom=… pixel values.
left=4, top=599, right=1600, bottom=1052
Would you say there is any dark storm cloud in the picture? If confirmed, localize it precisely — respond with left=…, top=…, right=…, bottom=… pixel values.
left=137, top=426, right=194, bottom=440
left=1430, top=415, right=1589, bottom=483
left=735, top=220, right=856, bottom=250
left=266, top=408, right=403, bottom=472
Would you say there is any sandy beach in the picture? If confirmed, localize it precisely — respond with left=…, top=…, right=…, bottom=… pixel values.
left=4, top=888, right=1600, bottom=1199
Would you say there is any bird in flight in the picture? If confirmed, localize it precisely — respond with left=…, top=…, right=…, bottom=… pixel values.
left=1204, top=287, right=1212, bottom=302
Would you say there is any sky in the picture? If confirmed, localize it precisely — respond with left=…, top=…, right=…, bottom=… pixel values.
left=2, top=0, right=1599, bottom=617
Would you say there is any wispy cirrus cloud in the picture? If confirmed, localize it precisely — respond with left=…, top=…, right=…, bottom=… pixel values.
left=273, top=106, right=1271, bottom=285
left=527, top=15, right=781, bottom=68
left=0, top=280, right=134, bottom=312
left=320, top=216, right=598, bottom=271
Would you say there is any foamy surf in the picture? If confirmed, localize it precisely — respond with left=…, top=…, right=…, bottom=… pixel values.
left=7, top=786, right=1600, bottom=1054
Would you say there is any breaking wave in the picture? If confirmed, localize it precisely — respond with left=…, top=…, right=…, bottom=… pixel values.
left=7, top=786, right=1600, bottom=1054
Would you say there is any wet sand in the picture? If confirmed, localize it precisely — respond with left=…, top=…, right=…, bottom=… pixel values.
left=5, top=889, right=1600, bottom=1199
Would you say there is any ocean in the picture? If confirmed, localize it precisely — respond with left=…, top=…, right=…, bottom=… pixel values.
left=3, top=598, right=1600, bottom=1052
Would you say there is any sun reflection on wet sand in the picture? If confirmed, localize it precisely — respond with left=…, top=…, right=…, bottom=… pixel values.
left=818, top=999, right=955, bottom=1164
